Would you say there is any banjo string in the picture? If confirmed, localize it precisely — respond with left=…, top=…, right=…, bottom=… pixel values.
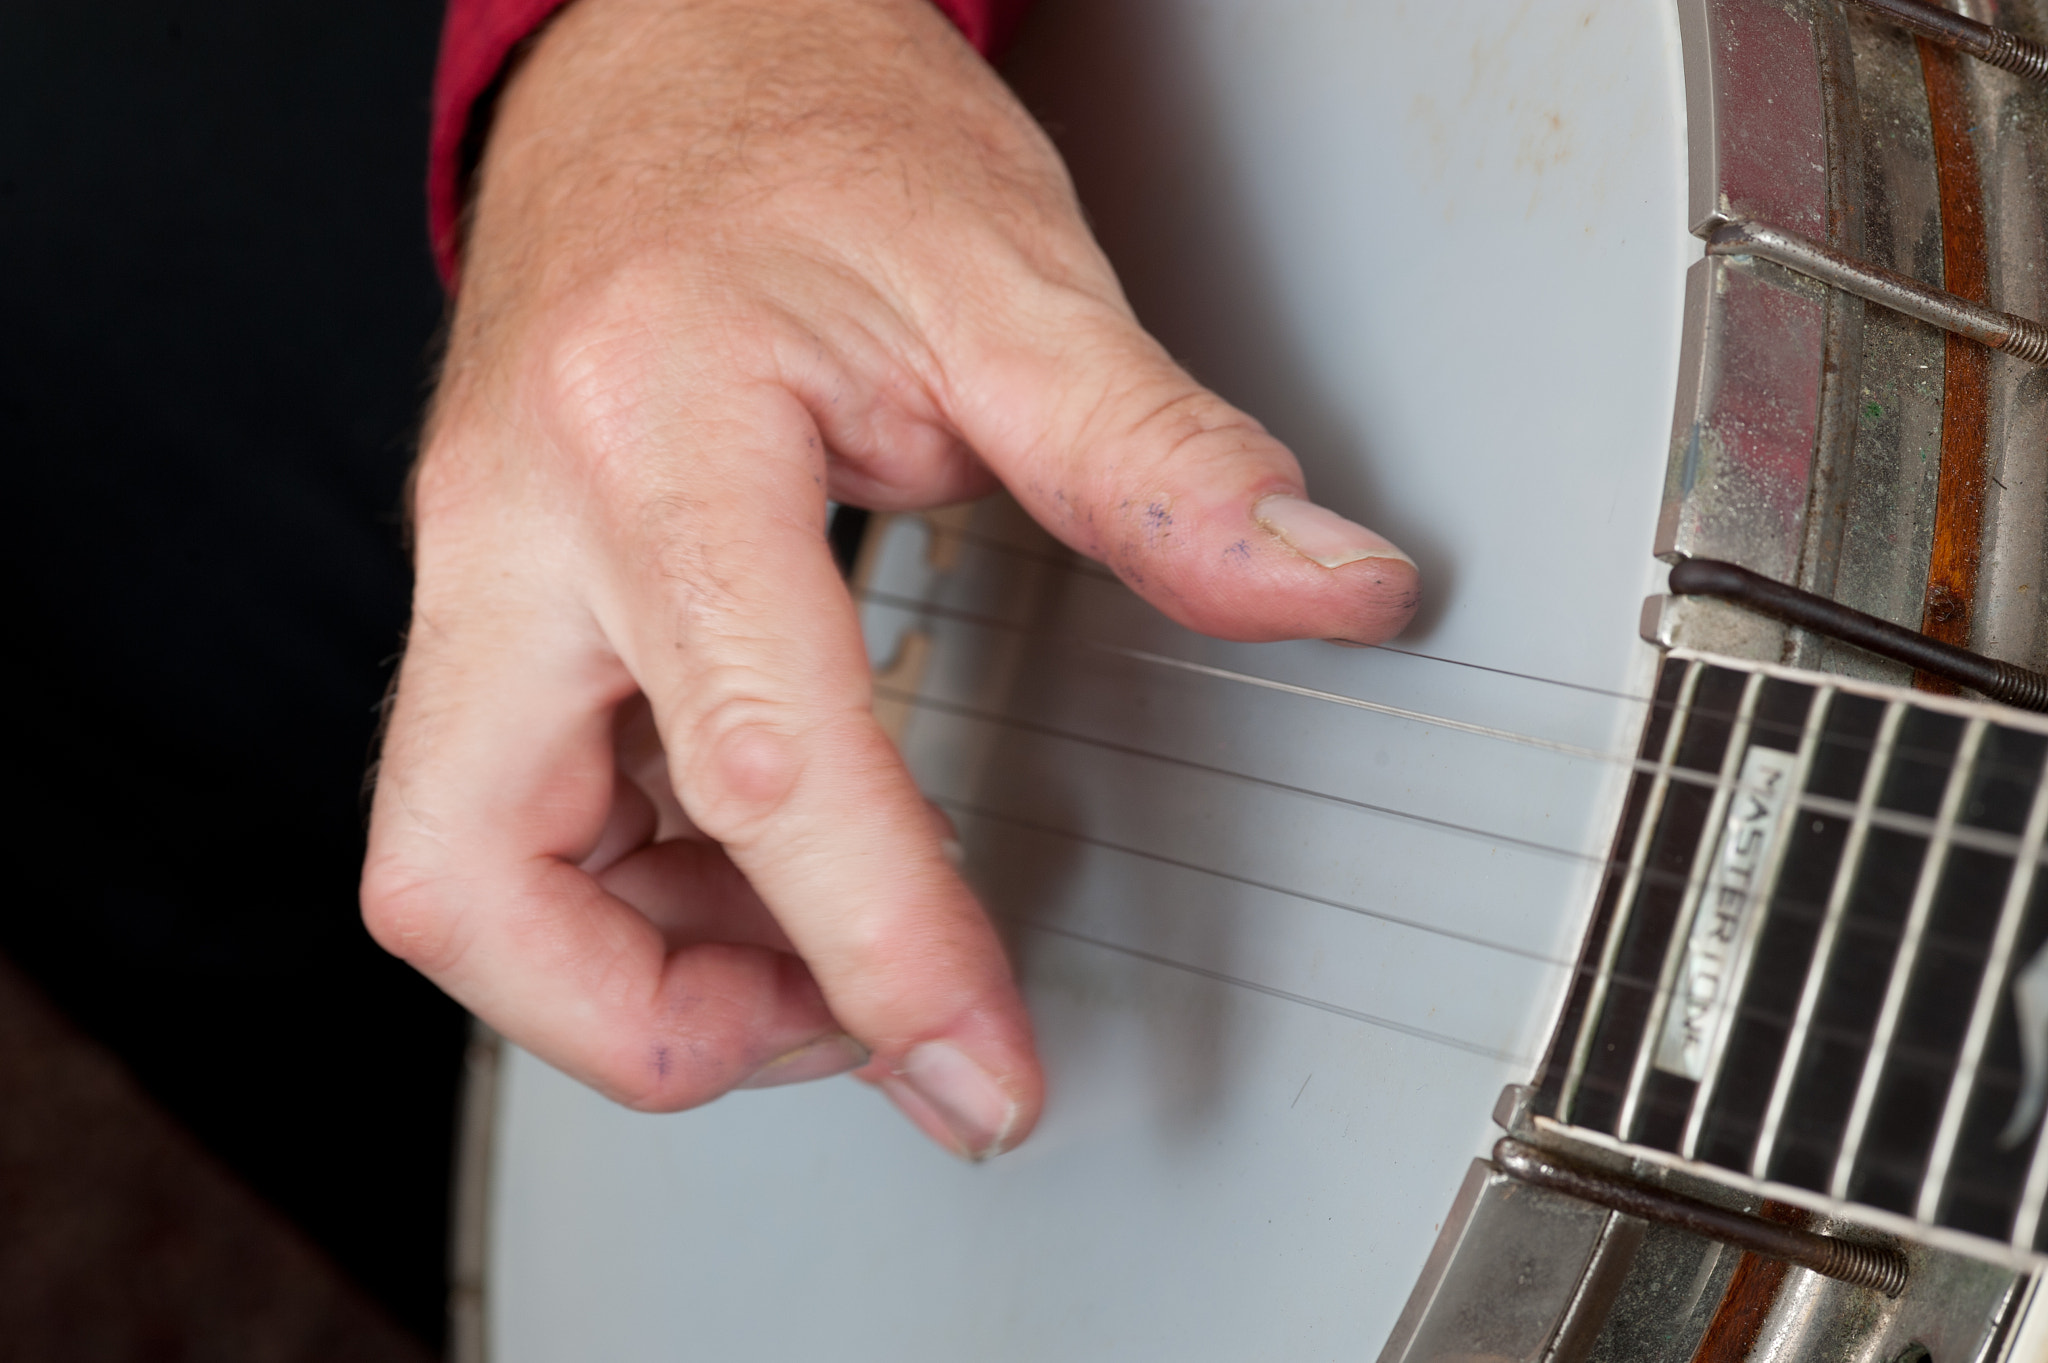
left=895, top=520, right=1836, bottom=714
left=852, top=527, right=2048, bottom=1057
left=1001, top=912, right=1537, bottom=1067
left=911, top=707, right=2010, bottom=1064
left=856, top=585, right=2046, bottom=802
left=917, top=518, right=1682, bottom=705
left=929, top=794, right=1578, bottom=967
left=878, top=682, right=2012, bottom=994
left=896, top=514, right=1715, bottom=710
left=890, top=522, right=2044, bottom=787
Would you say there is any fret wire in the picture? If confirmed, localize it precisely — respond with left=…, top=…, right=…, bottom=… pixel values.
left=858, top=586, right=2048, bottom=817
left=1005, top=915, right=1532, bottom=1066
left=1752, top=701, right=1910, bottom=1180
left=1793, top=794, right=2047, bottom=862
left=1924, top=746, right=2048, bottom=1226
left=1560, top=661, right=1706, bottom=1124
left=1682, top=687, right=1840, bottom=1160
left=1830, top=718, right=1992, bottom=1199
left=1618, top=672, right=1768, bottom=1141
left=933, top=797, right=1576, bottom=967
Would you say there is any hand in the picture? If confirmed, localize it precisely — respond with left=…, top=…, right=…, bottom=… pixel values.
left=361, top=0, right=1418, bottom=1160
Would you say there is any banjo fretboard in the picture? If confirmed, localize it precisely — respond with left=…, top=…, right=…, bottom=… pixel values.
left=1539, top=655, right=2048, bottom=1256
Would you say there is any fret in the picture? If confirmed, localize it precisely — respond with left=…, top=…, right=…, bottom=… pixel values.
left=1829, top=718, right=1992, bottom=1199
left=1792, top=792, right=2048, bottom=863
left=1921, top=761, right=2048, bottom=1225
left=1751, top=700, right=1909, bottom=1179
left=1558, top=660, right=1705, bottom=1122
left=1625, top=766, right=2048, bottom=863
left=1617, top=671, right=1767, bottom=1141
left=1679, top=686, right=1837, bottom=1160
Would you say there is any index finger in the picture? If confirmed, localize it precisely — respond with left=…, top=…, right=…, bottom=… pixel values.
left=605, top=384, right=1043, bottom=1160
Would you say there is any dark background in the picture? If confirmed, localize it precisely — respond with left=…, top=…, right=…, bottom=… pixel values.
left=1, top=0, right=467, bottom=1349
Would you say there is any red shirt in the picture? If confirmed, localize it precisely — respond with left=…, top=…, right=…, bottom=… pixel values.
left=429, top=0, right=1029, bottom=285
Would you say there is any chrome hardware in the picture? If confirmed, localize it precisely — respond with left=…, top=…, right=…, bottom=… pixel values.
left=1708, top=219, right=2048, bottom=367
left=1847, top=0, right=2048, bottom=84
left=1495, top=1138, right=1910, bottom=1297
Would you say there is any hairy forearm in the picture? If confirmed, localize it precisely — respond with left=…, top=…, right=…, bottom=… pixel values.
left=460, top=0, right=1067, bottom=324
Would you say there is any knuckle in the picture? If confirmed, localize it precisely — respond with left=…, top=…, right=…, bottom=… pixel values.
left=358, top=857, right=466, bottom=976
left=670, top=688, right=809, bottom=844
left=1123, top=386, right=1265, bottom=456
left=535, top=268, right=775, bottom=449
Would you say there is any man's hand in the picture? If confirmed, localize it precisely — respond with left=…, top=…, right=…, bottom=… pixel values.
left=362, top=0, right=1417, bottom=1160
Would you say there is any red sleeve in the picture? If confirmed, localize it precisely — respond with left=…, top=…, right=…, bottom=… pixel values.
left=428, top=0, right=1034, bottom=287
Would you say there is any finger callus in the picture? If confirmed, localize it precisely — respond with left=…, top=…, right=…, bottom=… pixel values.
left=951, top=301, right=1421, bottom=646
left=617, top=392, right=1042, bottom=1158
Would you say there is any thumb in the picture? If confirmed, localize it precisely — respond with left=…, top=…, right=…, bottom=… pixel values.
left=943, top=292, right=1420, bottom=646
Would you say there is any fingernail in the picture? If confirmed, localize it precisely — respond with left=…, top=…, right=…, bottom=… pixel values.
left=889, top=1040, right=1019, bottom=1161
left=940, top=837, right=966, bottom=868
left=1254, top=494, right=1414, bottom=569
left=735, top=1034, right=870, bottom=1090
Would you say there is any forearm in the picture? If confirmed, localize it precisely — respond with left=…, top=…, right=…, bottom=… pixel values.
left=428, top=0, right=1034, bottom=283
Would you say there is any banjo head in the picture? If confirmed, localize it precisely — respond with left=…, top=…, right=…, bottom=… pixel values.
left=471, top=1, right=2048, bottom=1358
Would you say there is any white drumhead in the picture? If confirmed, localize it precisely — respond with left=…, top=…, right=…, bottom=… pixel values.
left=486, top=2, right=1696, bottom=1357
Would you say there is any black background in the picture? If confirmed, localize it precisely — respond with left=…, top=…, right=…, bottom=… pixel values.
left=1, top=0, right=466, bottom=1346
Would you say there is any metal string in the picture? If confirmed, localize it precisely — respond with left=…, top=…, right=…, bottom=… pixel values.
left=912, top=520, right=1672, bottom=704
left=879, top=681, right=2037, bottom=1047
left=860, top=524, right=2048, bottom=1065
left=859, top=586, right=2048, bottom=851
left=898, top=676, right=2021, bottom=954
left=903, top=518, right=2048, bottom=779
left=933, top=795, right=1578, bottom=967
left=1005, top=914, right=1537, bottom=1066
left=861, top=521, right=2045, bottom=786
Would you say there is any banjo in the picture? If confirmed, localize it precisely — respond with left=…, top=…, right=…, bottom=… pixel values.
left=458, top=0, right=2048, bottom=1358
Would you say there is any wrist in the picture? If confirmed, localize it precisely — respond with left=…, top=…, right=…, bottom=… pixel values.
left=430, top=0, right=1031, bottom=287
